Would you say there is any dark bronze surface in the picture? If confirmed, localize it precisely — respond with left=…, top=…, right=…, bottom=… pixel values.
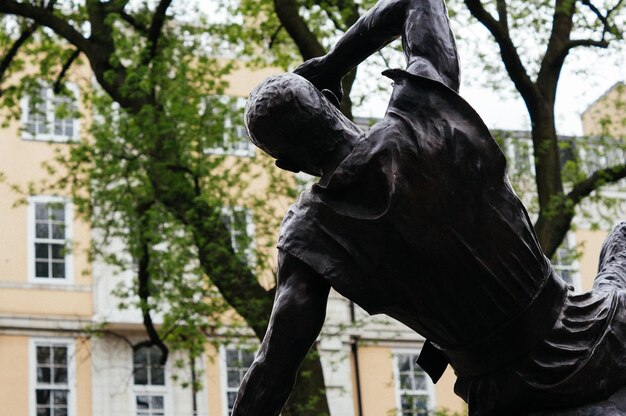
left=235, top=1, right=626, bottom=415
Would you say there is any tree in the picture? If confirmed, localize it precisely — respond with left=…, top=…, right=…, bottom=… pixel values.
left=446, top=0, right=626, bottom=256
left=0, top=1, right=329, bottom=414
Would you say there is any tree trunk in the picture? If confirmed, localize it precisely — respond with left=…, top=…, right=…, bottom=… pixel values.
left=283, top=347, right=330, bottom=416
left=531, top=102, right=570, bottom=258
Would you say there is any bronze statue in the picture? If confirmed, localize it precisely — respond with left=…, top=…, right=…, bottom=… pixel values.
left=234, top=0, right=626, bottom=414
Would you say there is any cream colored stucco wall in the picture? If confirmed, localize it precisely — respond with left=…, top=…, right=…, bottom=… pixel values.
left=0, top=288, right=91, bottom=317
left=577, top=229, right=612, bottom=292
left=0, top=75, right=92, bottom=320
left=357, top=346, right=397, bottom=416
left=206, top=343, right=224, bottom=416
left=0, top=120, right=92, bottom=286
left=582, top=82, right=625, bottom=138
left=436, top=367, right=467, bottom=415
left=225, top=64, right=281, bottom=98
left=0, top=335, right=29, bottom=416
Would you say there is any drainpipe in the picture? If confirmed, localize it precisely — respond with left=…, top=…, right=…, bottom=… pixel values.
left=350, top=301, right=364, bottom=416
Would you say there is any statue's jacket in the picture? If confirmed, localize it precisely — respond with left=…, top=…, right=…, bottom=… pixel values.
left=278, top=70, right=626, bottom=414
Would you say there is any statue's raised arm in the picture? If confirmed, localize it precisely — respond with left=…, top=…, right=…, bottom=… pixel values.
left=294, top=0, right=460, bottom=104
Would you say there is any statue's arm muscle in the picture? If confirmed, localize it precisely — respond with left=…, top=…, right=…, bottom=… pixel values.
left=231, top=251, right=330, bottom=416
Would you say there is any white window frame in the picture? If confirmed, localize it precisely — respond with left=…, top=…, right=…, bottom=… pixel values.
left=29, top=338, right=77, bottom=416
left=505, top=137, right=535, bottom=177
left=20, top=83, right=80, bottom=143
left=392, top=348, right=436, bottom=416
left=579, top=144, right=609, bottom=176
left=553, top=233, right=581, bottom=292
left=132, top=345, right=171, bottom=416
left=204, top=96, right=255, bottom=157
left=27, top=195, right=74, bottom=284
left=221, top=207, right=256, bottom=267
left=219, top=345, right=257, bottom=416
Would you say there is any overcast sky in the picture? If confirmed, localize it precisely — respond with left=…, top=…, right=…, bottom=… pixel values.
left=352, top=36, right=625, bottom=137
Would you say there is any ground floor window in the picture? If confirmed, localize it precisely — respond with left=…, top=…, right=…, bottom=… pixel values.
left=32, top=339, right=74, bottom=416
left=133, top=345, right=167, bottom=416
left=393, top=352, right=434, bottom=416
left=223, top=347, right=255, bottom=415
left=135, top=395, right=165, bottom=416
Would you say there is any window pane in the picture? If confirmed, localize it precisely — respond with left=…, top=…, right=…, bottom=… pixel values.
left=148, top=346, right=163, bottom=364
left=37, top=367, right=51, bottom=383
left=227, top=392, right=237, bottom=409
left=37, top=347, right=51, bottom=364
left=136, top=396, right=150, bottom=409
left=151, top=366, right=165, bottom=385
left=54, top=121, right=63, bottom=136
left=36, top=223, right=49, bottom=239
left=397, top=355, right=411, bottom=372
left=226, top=349, right=238, bottom=365
left=400, top=373, right=412, bottom=390
left=134, top=367, right=148, bottom=385
left=134, top=347, right=148, bottom=365
left=50, top=206, right=65, bottom=222
left=241, top=351, right=255, bottom=367
left=36, top=408, right=51, bottom=416
left=54, top=409, right=68, bottom=416
left=151, top=395, right=164, bottom=409
left=413, top=373, right=427, bottom=391
left=52, top=390, right=68, bottom=405
left=52, top=224, right=65, bottom=239
left=53, top=368, right=68, bottom=384
left=36, top=204, right=48, bottom=220
left=36, top=243, right=49, bottom=259
left=51, top=244, right=64, bottom=259
left=36, top=262, right=50, bottom=278
left=52, top=262, right=65, bottom=279
left=36, top=389, right=51, bottom=405
left=227, top=370, right=240, bottom=388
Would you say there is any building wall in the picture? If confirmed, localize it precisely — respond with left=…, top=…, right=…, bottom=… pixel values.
left=0, top=335, right=29, bottom=415
left=357, top=345, right=397, bottom=415
left=582, top=82, right=625, bottom=137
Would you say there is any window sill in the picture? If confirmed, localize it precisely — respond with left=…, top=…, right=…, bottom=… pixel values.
left=21, top=134, right=78, bottom=144
left=0, top=280, right=88, bottom=292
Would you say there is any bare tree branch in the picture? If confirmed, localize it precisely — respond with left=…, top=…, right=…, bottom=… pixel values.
left=496, top=0, right=508, bottom=32
left=53, top=49, right=80, bottom=93
left=0, top=0, right=92, bottom=54
left=268, top=24, right=283, bottom=49
left=0, top=22, right=38, bottom=86
left=568, top=164, right=626, bottom=204
left=136, top=200, right=169, bottom=365
left=120, top=11, right=148, bottom=34
left=463, top=0, right=541, bottom=108
left=0, top=0, right=60, bottom=87
left=148, top=0, right=173, bottom=59
left=274, top=0, right=326, bottom=59
left=581, top=0, right=616, bottom=37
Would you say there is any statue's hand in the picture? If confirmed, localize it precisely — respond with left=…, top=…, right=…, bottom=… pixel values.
left=294, top=57, right=343, bottom=108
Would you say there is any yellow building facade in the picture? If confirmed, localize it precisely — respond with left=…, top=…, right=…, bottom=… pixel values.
left=0, top=64, right=623, bottom=416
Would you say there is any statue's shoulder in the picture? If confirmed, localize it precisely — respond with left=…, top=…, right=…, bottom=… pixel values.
left=384, top=69, right=506, bottom=176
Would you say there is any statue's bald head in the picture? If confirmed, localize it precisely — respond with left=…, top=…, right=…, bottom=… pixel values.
left=245, top=73, right=348, bottom=175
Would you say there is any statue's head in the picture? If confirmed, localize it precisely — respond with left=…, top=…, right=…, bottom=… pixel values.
left=245, top=73, right=350, bottom=176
